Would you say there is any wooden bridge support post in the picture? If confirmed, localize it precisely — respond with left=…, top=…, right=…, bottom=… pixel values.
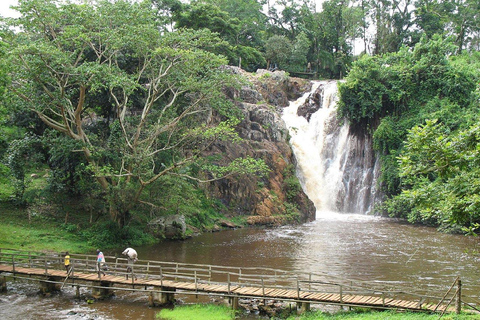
left=91, top=281, right=114, bottom=300
left=148, top=287, right=176, bottom=307
left=228, top=296, right=239, bottom=310
left=39, top=277, right=61, bottom=295
left=0, top=276, right=6, bottom=292
left=296, top=302, right=310, bottom=314
left=456, top=279, right=462, bottom=314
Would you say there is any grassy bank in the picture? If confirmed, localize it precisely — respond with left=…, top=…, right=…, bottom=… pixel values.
left=0, top=170, right=243, bottom=254
left=156, top=304, right=480, bottom=320
left=0, top=202, right=94, bottom=253
left=289, top=310, right=480, bottom=319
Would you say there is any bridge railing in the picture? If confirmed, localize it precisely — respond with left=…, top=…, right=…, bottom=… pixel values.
left=0, top=248, right=471, bottom=312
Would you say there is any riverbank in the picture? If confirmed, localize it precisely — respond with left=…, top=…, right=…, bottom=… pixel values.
left=0, top=202, right=160, bottom=253
left=0, top=199, right=250, bottom=254
left=157, top=304, right=479, bottom=320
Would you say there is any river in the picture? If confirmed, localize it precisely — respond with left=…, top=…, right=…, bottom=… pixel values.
left=1, top=214, right=480, bottom=319
left=1, top=81, right=480, bottom=319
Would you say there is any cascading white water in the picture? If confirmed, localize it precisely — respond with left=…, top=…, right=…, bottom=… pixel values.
left=282, top=81, right=380, bottom=217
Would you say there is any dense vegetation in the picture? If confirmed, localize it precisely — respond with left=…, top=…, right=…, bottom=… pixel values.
left=338, top=36, right=480, bottom=233
left=0, top=0, right=273, bottom=247
left=1, top=0, right=480, bottom=246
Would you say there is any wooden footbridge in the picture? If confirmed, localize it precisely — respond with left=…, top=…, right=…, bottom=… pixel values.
left=0, top=248, right=477, bottom=314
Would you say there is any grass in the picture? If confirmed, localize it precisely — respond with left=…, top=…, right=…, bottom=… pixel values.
left=156, top=305, right=480, bottom=320
left=157, top=304, right=235, bottom=320
left=0, top=202, right=92, bottom=253
left=287, top=310, right=480, bottom=319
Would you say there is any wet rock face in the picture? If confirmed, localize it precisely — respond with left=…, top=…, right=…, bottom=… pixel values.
left=297, top=84, right=323, bottom=121
left=205, top=68, right=315, bottom=226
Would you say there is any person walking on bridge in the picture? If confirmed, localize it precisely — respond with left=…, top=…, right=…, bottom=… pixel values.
left=122, top=247, right=137, bottom=280
left=96, top=249, right=106, bottom=277
left=64, top=251, right=71, bottom=274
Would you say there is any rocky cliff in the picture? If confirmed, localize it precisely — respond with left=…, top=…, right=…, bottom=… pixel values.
left=205, top=68, right=316, bottom=226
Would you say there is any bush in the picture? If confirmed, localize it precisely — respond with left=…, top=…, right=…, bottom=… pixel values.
left=81, top=221, right=155, bottom=249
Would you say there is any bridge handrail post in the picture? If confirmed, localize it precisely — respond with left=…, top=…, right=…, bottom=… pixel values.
left=339, top=285, right=343, bottom=304
left=146, top=262, right=150, bottom=280
left=209, top=266, right=212, bottom=283
left=29, top=253, right=32, bottom=268
left=262, top=277, right=266, bottom=305
left=160, top=265, right=163, bottom=287
left=11, top=255, right=15, bottom=274
left=297, top=279, right=300, bottom=299
left=44, top=255, right=48, bottom=275
left=130, top=265, right=135, bottom=284
left=382, top=292, right=385, bottom=306
left=228, top=273, right=231, bottom=294
left=195, top=271, right=198, bottom=292
left=175, top=263, right=178, bottom=281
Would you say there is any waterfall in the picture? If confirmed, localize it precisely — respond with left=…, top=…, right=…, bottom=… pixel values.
left=282, top=81, right=380, bottom=217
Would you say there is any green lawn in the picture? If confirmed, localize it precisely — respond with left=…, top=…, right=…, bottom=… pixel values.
left=288, top=309, right=480, bottom=319
left=0, top=202, right=92, bottom=253
left=155, top=305, right=480, bottom=320
left=157, top=304, right=235, bottom=320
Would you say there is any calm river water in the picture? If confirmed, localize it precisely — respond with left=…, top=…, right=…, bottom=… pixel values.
left=1, top=211, right=480, bottom=319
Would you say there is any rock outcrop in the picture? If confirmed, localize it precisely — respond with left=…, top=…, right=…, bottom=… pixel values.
left=205, top=68, right=315, bottom=226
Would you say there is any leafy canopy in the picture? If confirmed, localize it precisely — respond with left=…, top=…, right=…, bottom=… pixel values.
left=4, top=0, right=268, bottom=227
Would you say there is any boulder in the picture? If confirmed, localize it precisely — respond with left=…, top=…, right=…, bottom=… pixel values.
left=148, top=215, right=187, bottom=239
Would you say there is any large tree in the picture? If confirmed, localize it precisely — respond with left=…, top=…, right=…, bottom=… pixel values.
left=171, top=0, right=266, bottom=70
left=5, top=0, right=267, bottom=227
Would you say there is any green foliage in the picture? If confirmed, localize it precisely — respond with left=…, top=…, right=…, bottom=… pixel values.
left=174, top=2, right=240, bottom=44
left=265, top=35, right=293, bottom=69
left=283, top=164, right=302, bottom=202
left=283, top=202, right=301, bottom=223
left=339, top=36, right=477, bottom=130
left=171, top=1, right=266, bottom=70
left=340, top=35, right=480, bottom=232
left=81, top=221, right=155, bottom=249
left=145, top=175, right=224, bottom=229
left=386, top=120, right=480, bottom=229
left=4, top=0, right=268, bottom=228
left=0, top=163, right=14, bottom=201
left=0, top=40, right=9, bottom=99
left=289, top=32, right=311, bottom=72
left=203, top=156, right=270, bottom=178
left=232, top=45, right=266, bottom=71
left=4, top=133, right=44, bottom=204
